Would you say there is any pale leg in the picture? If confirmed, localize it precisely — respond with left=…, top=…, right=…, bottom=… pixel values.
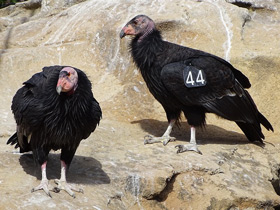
left=175, top=126, right=202, bottom=154
left=31, top=161, right=52, bottom=197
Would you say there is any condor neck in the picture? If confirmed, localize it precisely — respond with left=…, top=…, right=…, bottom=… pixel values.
left=138, top=21, right=155, bottom=42
left=131, top=30, right=163, bottom=70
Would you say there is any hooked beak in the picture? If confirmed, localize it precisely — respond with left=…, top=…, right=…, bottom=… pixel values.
left=56, top=67, right=78, bottom=95
left=56, top=73, right=66, bottom=95
left=56, top=85, right=62, bottom=95
left=120, top=24, right=136, bottom=39
left=120, top=29, right=126, bottom=39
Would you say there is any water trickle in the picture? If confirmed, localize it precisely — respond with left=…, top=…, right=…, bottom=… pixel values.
left=206, top=0, right=233, bottom=61
left=131, top=174, right=141, bottom=197
left=126, top=174, right=144, bottom=210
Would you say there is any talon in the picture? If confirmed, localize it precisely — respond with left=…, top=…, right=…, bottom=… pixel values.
left=47, top=192, right=52, bottom=198
left=175, top=144, right=202, bottom=155
left=175, top=145, right=183, bottom=153
left=144, top=135, right=154, bottom=144
left=163, top=139, right=169, bottom=146
left=31, top=179, right=52, bottom=198
left=144, top=139, right=150, bottom=145
left=54, top=179, right=83, bottom=198
left=52, top=187, right=60, bottom=193
left=144, top=134, right=175, bottom=145
left=163, top=137, right=175, bottom=146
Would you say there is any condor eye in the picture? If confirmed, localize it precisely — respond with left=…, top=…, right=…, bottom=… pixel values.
left=67, top=72, right=71, bottom=77
left=133, top=19, right=139, bottom=24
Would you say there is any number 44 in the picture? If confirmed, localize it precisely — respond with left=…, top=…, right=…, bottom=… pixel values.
left=186, top=70, right=205, bottom=85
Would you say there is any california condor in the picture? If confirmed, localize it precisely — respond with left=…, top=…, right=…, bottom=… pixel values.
left=120, top=15, right=273, bottom=154
left=7, top=65, right=102, bottom=197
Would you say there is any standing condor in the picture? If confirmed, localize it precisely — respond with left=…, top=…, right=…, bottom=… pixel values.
left=120, top=15, right=273, bottom=154
left=7, top=65, right=102, bottom=197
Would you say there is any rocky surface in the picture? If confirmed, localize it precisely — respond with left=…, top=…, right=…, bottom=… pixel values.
left=0, top=0, right=280, bottom=209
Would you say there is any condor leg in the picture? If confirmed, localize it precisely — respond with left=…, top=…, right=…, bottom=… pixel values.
left=53, top=160, right=83, bottom=198
left=175, top=126, right=202, bottom=154
left=53, top=148, right=83, bottom=198
left=31, top=161, right=52, bottom=197
left=144, top=119, right=176, bottom=146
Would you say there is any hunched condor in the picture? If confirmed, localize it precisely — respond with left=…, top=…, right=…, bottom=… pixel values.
left=7, top=65, right=102, bottom=197
left=120, top=15, right=273, bottom=154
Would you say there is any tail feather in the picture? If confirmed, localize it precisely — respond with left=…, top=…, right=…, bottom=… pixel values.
left=7, top=132, right=19, bottom=148
left=7, top=132, right=31, bottom=153
left=203, top=85, right=273, bottom=142
left=258, top=112, right=274, bottom=132
left=236, top=111, right=273, bottom=142
left=236, top=121, right=264, bottom=142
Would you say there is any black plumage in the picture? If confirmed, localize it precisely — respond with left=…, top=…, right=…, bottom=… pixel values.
left=7, top=65, right=102, bottom=197
left=120, top=15, right=273, bottom=153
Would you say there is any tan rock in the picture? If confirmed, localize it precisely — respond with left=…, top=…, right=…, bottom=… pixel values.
left=0, top=0, right=279, bottom=209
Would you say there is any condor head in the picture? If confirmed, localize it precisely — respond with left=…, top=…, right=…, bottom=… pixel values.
left=120, top=15, right=155, bottom=39
left=56, top=67, right=78, bottom=95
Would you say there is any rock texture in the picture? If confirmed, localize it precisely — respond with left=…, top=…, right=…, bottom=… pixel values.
left=0, top=0, right=280, bottom=209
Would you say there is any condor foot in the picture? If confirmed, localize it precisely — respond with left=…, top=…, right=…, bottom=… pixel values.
left=53, top=179, right=83, bottom=198
left=31, top=179, right=52, bottom=198
left=175, top=143, right=202, bottom=155
left=144, top=135, right=176, bottom=146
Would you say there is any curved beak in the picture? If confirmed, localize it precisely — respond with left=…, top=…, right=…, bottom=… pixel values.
left=120, top=29, right=126, bottom=39
left=56, top=72, right=66, bottom=95
left=120, top=24, right=136, bottom=39
left=56, top=85, right=62, bottom=95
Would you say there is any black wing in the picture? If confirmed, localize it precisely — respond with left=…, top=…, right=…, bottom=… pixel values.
left=8, top=72, right=44, bottom=151
left=193, top=54, right=251, bottom=89
left=160, top=56, right=269, bottom=125
left=161, top=57, right=241, bottom=104
left=8, top=66, right=62, bottom=151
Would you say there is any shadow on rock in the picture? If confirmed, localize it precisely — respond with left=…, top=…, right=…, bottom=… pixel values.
left=131, top=119, right=251, bottom=145
left=19, top=153, right=110, bottom=185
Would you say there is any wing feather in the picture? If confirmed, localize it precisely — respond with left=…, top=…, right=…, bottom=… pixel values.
left=161, top=57, right=237, bottom=105
left=160, top=57, right=258, bottom=124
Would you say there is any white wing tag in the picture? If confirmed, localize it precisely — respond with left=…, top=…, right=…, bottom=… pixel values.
left=183, top=66, right=207, bottom=88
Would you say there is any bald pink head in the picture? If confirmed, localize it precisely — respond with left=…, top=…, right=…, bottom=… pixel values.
left=56, top=67, right=78, bottom=95
left=120, top=15, right=155, bottom=41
